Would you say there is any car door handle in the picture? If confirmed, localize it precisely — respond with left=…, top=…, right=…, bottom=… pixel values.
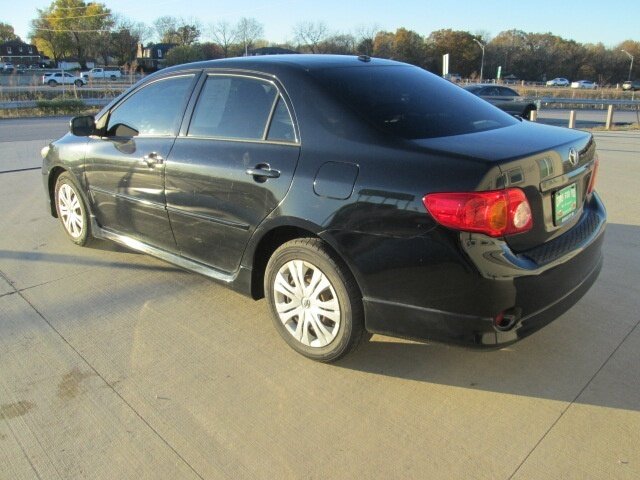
left=245, top=164, right=280, bottom=179
left=142, top=152, right=164, bottom=167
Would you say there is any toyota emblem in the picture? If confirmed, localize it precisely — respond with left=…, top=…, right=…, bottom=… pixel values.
left=568, top=148, right=579, bottom=167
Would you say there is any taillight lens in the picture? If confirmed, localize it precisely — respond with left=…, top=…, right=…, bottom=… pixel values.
left=587, top=154, right=599, bottom=195
left=423, top=188, right=533, bottom=237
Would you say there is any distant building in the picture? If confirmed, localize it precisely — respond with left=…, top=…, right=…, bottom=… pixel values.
left=247, top=47, right=298, bottom=56
left=0, top=40, right=40, bottom=65
left=136, top=43, right=177, bottom=71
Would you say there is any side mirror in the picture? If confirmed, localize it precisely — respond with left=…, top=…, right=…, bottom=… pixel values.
left=70, top=115, right=96, bottom=136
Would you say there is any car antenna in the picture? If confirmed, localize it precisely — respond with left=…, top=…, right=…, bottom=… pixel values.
left=357, top=55, right=371, bottom=63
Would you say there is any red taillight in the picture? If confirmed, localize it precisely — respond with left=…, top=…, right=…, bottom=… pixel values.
left=423, top=188, right=533, bottom=237
left=587, top=155, right=599, bottom=195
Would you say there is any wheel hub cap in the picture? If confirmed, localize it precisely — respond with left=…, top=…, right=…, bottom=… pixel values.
left=273, top=260, right=341, bottom=348
left=58, top=184, right=84, bottom=238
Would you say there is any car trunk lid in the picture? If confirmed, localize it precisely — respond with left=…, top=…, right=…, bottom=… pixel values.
left=414, top=121, right=597, bottom=252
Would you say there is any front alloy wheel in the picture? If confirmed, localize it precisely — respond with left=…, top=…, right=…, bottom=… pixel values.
left=54, top=173, right=91, bottom=245
left=265, top=238, right=367, bottom=362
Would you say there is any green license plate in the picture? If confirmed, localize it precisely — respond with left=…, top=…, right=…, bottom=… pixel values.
left=554, top=183, right=577, bottom=224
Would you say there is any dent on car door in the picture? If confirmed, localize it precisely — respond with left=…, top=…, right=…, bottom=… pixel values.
left=166, top=74, right=300, bottom=273
left=84, top=74, right=198, bottom=250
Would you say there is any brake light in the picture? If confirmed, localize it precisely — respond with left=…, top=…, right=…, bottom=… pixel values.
left=423, top=188, right=533, bottom=237
left=587, top=155, right=599, bottom=195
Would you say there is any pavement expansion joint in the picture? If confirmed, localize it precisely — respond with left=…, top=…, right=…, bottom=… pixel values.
left=8, top=284, right=207, bottom=480
left=508, top=318, right=640, bottom=479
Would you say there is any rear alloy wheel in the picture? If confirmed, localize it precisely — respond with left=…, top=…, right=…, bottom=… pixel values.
left=48, top=79, right=57, bottom=87
left=54, top=173, right=91, bottom=246
left=265, top=238, right=367, bottom=362
left=74, top=79, right=83, bottom=87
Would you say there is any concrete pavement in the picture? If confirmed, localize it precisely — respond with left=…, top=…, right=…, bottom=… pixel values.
left=0, top=120, right=639, bottom=479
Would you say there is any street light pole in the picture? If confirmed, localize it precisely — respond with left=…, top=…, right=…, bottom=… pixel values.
left=621, top=49, right=634, bottom=81
left=473, top=39, right=485, bottom=83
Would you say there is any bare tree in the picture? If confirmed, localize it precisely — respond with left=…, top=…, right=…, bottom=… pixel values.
left=354, top=24, right=379, bottom=56
left=236, top=17, right=264, bottom=56
left=209, top=20, right=237, bottom=58
left=153, top=16, right=177, bottom=43
left=293, top=21, right=328, bottom=53
left=153, top=16, right=200, bottom=45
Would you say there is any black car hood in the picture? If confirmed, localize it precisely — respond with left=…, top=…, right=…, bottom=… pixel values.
left=411, top=121, right=590, bottom=163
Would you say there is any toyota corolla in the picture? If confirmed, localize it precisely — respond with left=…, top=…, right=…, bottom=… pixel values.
left=42, top=55, right=605, bottom=362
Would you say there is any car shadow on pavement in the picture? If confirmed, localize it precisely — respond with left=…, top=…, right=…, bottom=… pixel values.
left=336, top=223, right=640, bottom=413
left=0, top=249, right=180, bottom=273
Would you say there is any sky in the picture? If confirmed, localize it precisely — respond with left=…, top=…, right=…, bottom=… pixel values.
left=5, top=0, right=640, bottom=46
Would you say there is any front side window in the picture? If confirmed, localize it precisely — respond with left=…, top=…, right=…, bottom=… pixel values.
left=107, top=75, right=194, bottom=137
left=188, top=75, right=278, bottom=140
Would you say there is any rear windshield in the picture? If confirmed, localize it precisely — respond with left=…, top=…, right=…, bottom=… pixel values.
left=313, top=65, right=517, bottom=139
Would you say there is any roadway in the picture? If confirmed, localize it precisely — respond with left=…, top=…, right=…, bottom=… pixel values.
left=0, top=117, right=639, bottom=479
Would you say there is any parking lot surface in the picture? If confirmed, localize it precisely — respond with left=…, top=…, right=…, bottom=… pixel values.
left=1, top=119, right=639, bottom=479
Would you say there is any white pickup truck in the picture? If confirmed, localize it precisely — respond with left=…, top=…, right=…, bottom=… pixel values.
left=80, top=68, right=122, bottom=80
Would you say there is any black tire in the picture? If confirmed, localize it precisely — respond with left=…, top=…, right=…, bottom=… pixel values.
left=110, top=75, right=117, bottom=80
left=48, top=79, right=57, bottom=87
left=74, top=79, right=83, bottom=87
left=54, top=172, right=92, bottom=246
left=264, top=238, right=367, bottom=362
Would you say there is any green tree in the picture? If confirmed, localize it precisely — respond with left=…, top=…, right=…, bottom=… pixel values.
left=618, top=40, right=640, bottom=81
left=393, top=28, right=426, bottom=67
left=427, top=29, right=480, bottom=77
left=164, top=44, right=204, bottom=66
left=30, top=0, right=114, bottom=68
left=0, top=22, right=20, bottom=42
left=372, top=31, right=395, bottom=58
left=110, top=18, right=148, bottom=65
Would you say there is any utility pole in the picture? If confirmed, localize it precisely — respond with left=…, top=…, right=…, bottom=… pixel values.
left=473, top=39, right=485, bottom=83
left=621, top=49, right=634, bottom=81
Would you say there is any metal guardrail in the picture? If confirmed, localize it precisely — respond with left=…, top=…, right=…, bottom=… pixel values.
left=0, top=98, right=113, bottom=109
left=539, top=97, right=640, bottom=107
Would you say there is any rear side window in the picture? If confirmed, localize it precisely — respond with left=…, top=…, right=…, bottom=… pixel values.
left=499, top=87, right=519, bottom=97
left=107, top=75, right=194, bottom=137
left=189, top=75, right=278, bottom=140
left=266, top=97, right=296, bottom=142
left=313, top=65, right=517, bottom=139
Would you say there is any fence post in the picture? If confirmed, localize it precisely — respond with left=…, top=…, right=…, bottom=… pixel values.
left=568, top=110, right=576, bottom=129
left=605, top=105, right=614, bottom=130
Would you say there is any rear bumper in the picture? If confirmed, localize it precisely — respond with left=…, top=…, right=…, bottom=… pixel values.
left=363, top=192, right=606, bottom=347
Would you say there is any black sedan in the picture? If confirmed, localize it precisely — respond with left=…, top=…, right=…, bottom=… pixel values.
left=463, top=84, right=537, bottom=119
left=42, top=55, right=605, bottom=362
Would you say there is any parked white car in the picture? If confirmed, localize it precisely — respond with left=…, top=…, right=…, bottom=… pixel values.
left=80, top=67, right=122, bottom=80
left=546, top=77, right=570, bottom=87
left=42, top=72, right=87, bottom=87
left=571, top=80, right=598, bottom=89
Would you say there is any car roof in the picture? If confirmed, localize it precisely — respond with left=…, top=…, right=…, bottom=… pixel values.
left=161, top=54, right=404, bottom=75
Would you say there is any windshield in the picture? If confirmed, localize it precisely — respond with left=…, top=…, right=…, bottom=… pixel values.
left=313, top=65, right=517, bottom=139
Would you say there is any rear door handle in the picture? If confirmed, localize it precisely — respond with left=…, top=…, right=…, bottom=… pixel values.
left=142, top=152, right=164, bottom=167
left=245, top=163, right=280, bottom=179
